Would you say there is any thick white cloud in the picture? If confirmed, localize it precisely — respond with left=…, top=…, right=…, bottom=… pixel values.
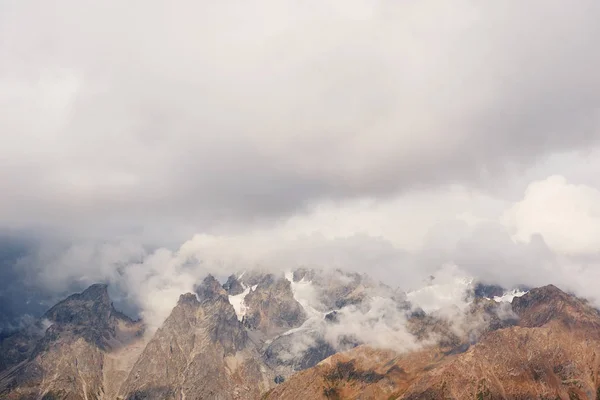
left=2, top=0, right=600, bottom=337
left=1, top=0, right=599, bottom=238
left=505, top=175, right=600, bottom=254
left=13, top=174, right=600, bottom=331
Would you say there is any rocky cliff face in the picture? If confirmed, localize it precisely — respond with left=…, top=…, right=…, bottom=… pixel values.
left=0, top=284, right=144, bottom=400
left=119, top=275, right=269, bottom=400
left=242, top=274, right=307, bottom=336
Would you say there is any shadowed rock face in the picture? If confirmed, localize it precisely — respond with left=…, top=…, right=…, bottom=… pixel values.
left=223, top=274, right=245, bottom=296
left=198, top=275, right=248, bottom=354
left=473, top=282, right=505, bottom=299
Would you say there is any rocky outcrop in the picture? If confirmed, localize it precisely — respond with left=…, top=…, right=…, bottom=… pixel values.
left=0, top=283, right=144, bottom=400
left=119, top=275, right=269, bottom=400
left=242, top=274, right=306, bottom=336
left=512, top=284, right=600, bottom=331
left=223, top=274, right=245, bottom=296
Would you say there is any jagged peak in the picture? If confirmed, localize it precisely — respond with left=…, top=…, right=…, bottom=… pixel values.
left=533, top=283, right=561, bottom=293
left=45, top=283, right=111, bottom=316
left=80, top=283, right=110, bottom=301
left=195, top=274, right=228, bottom=303
left=513, top=284, right=600, bottom=329
left=203, top=274, right=219, bottom=284
left=222, top=274, right=245, bottom=295
left=41, top=283, right=137, bottom=328
left=177, top=292, right=200, bottom=305
left=237, top=269, right=279, bottom=287
left=513, top=284, right=569, bottom=306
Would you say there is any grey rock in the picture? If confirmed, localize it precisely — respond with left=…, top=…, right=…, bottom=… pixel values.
left=120, top=277, right=268, bottom=400
left=222, top=275, right=245, bottom=296
left=242, top=274, right=306, bottom=336
left=0, top=283, right=143, bottom=400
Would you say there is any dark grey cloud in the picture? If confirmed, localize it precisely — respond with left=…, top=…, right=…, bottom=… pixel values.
left=1, top=1, right=600, bottom=239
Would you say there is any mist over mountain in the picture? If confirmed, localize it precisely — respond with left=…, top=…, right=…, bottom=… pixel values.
left=1, top=0, right=600, bottom=329
left=2, top=267, right=600, bottom=399
left=2, top=0, right=600, bottom=398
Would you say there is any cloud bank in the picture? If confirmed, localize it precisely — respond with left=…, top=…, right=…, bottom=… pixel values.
left=1, top=0, right=599, bottom=240
left=12, top=175, right=600, bottom=333
left=2, top=1, right=600, bottom=341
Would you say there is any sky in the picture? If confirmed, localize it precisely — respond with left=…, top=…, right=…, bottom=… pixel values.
left=1, top=0, right=600, bottom=330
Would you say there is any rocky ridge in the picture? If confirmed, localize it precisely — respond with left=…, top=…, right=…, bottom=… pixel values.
left=1, top=270, right=599, bottom=399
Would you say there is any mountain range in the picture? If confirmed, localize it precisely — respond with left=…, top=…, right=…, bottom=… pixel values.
left=1, top=268, right=599, bottom=400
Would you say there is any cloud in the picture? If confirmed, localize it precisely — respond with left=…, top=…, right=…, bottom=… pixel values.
left=1, top=1, right=599, bottom=239
left=504, top=175, right=600, bottom=254
left=3, top=0, right=600, bottom=348
left=324, top=295, right=420, bottom=352
left=405, top=264, right=472, bottom=314
left=7, top=175, right=600, bottom=331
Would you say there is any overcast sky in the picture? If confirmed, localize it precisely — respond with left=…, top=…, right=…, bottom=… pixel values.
left=1, top=1, right=600, bottom=327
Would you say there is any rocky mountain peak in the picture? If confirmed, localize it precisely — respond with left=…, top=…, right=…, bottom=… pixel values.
left=177, top=292, right=200, bottom=306
left=292, top=268, right=316, bottom=282
left=195, top=274, right=228, bottom=304
left=222, top=274, right=245, bottom=295
left=43, top=284, right=116, bottom=326
left=0, top=283, right=144, bottom=400
left=79, top=283, right=110, bottom=301
left=36, top=283, right=140, bottom=354
left=242, top=274, right=306, bottom=336
left=513, top=284, right=600, bottom=329
left=117, top=277, right=263, bottom=399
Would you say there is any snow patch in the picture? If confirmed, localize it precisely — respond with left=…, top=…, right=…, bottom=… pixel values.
left=493, top=289, right=528, bottom=303
left=285, top=271, right=323, bottom=319
left=277, top=270, right=333, bottom=340
left=228, top=285, right=258, bottom=321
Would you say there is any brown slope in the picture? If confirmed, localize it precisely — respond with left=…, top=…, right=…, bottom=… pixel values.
left=262, top=345, right=454, bottom=400
left=265, top=285, right=600, bottom=400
